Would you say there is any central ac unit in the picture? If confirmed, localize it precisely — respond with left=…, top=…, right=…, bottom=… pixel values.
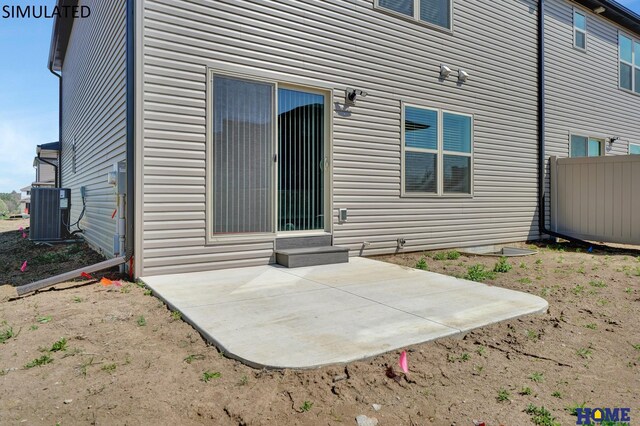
left=30, top=188, right=71, bottom=241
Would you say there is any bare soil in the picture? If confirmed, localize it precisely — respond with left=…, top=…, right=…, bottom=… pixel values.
left=0, top=219, right=107, bottom=287
left=1, top=234, right=639, bottom=425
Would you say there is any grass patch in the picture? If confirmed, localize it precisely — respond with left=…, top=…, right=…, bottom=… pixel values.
left=525, top=404, right=560, bottom=426
left=33, top=251, right=71, bottom=265
left=299, top=401, right=313, bottom=412
left=529, top=372, right=544, bottom=383
left=493, top=257, right=512, bottom=273
left=0, top=326, right=14, bottom=344
left=202, top=371, right=221, bottom=382
left=526, top=330, right=539, bottom=341
left=577, top=347, right=593, bottom=359
left=50, top=337, right=67, bottom=352
left=572, top=285, right=585, bottom=296
left=37, top=316, right=52, bottom=324
left=101, top=363, right=117, bottom=373
left=184, top=354, right=205, bottom=364
left=518, top=277, right=532, bottom=284
left=72, top=296, right=82, bottom=303
left=171, top=311, right=182, bottom=321
left=415, top=258, right=428, bottom=271
left=496, top=388, right=510, bottom=402
left=584, top=323, right=597, bottom=330
left=24, top=354, right=52, bottom=369
left=137, top=316, right=146, bottom=327
left=589, top=280, right=607, bottom=288
left=520, top=387, right=533, bottom=395
left=551, top=391, right=562, bottom=399
left=566, top=402, right=586, bottom=416
left=465, top=264, right=496, bottom=282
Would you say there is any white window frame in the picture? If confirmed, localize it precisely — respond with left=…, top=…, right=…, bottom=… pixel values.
left=573, top=8, right=587, bottom=51
left=618, top=31, right=640, bottom=94
left=630, top=143, right=640, bottom=155
left=401, top=102, right=474, bottom=198
left=569, top=133, right=605, bottom=158
left=374, top=0, right=454, bottom=32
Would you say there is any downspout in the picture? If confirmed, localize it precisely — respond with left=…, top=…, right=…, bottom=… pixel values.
left=536, top=0, right=605, bottom=248
left=37, top=155, right=59, bottom=187
left=125, top=0, right=135, bottom=275
left=48, top=67, right=62, bottom=188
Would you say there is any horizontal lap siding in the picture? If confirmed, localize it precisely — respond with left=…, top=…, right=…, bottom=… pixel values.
left=141, top=0, right=540, bottom=276
left=544, top=0, right=640, bottom=227
left=61, top=0, right=126, bottom=257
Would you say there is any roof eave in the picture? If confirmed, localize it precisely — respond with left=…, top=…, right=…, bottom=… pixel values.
left=48, top=0, right=79, bottom=72
left=573, top=0, right=640, bottom=36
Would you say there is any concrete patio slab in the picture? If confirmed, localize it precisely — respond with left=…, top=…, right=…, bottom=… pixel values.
left=142, top=257, right=548, bottom=369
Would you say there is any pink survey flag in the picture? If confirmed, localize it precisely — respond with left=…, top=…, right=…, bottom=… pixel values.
left=18, top=226, right=23, bottom=231
left=398, top=350, right=408, bottom=374
left=20, top=261, right=27, bottom=272
left=22, top=232, right=27, bottom=239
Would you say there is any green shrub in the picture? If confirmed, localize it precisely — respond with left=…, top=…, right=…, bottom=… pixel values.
left=465, top=265, right=496, bottom=282
left=493, top=257, right=512, bottom=273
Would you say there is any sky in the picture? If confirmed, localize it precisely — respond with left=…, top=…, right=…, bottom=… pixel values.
left=0, top=0, right=639, bottom=193
left=0, top=0, right=57, bottom=193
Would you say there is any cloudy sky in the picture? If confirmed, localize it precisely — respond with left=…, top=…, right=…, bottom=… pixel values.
left=0, top=0, right=639, bottom=193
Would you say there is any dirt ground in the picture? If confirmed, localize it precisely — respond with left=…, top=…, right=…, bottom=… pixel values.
left=0, top=219, right=107, bottom=287
left=0, top=229, right=639, bottom=425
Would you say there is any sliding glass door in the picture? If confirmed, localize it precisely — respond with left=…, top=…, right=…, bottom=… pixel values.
left=210, top=75, right=328, bottom=237
left=278, top=88, right=326, bottom=232
left=212, top=76, right=274, bottom=234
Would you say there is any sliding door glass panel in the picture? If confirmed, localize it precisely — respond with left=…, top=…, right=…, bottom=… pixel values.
left=420, top=0, right=450, bottom=28
left=278, top=89, right=325, bottom=232
left=588, top=138, right=602, bottom=157
left=571, top=135, right=588, bottom=157
left=212, top=76, right=273, bottom=234
left=379, top=0, right=413, bottom=17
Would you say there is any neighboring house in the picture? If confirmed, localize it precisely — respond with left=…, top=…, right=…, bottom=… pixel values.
left=19, top=186, right=31, bottom=215
left=47, top=0, right=640, bottom=278
left=32, top=142, right=60, bottom=187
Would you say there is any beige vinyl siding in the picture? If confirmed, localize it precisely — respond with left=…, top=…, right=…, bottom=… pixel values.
left=36, top=159, right=57, bottom=184
left=60, top=0, right=126, bottom=256
left=543, top=0, right=640, bottom=226
left=140, top=0, right=540, bottom=277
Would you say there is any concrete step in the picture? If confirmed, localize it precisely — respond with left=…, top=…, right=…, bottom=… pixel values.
left=275, top=246, right=349, bottom=268
left=275, top=235, right=332, bottom=251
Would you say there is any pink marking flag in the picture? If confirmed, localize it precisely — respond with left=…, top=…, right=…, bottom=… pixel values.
left=22, top=232, right=27, bottom=239
left=18, top=226, right=23, bottom=231
left=20, top=261, right=27, bottom=272
left=398, top=350, right=408, bottom=374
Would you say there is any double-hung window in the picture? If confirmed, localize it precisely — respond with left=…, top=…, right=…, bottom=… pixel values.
left=574, top=10, right=587, bottom=50
left=619, top=32, right=640, bottom=93
left=403, top=104, right=472, bottom=196
left=570, top=135, right=603, bottom=157
left=376, top=0, right=452, bottom=30
left=630, top=143, right=640, bottom=155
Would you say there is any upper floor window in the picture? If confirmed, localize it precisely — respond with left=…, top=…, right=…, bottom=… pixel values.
left=619, top=32, right=640, bottom=93
left=570, top=135, right=603, bottom=158
left=377, top=0, right=452, bottom=30
left=574, top=10, right=586, bottom=50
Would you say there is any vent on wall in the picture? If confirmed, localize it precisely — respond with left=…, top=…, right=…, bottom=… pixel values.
left=30, top=188, right=71, bottom=241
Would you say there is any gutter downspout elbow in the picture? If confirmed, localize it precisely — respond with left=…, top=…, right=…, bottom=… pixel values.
left=48, top=66, right=62, bottom=188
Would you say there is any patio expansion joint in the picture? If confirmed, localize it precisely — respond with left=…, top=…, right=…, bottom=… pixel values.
left=277, top=268, right=464, bottom=334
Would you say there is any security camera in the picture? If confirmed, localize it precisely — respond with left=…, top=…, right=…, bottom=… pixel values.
left=345, top=88, right=368, bottom=104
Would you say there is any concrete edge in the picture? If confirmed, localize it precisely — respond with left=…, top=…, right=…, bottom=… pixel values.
left=142, top=278, right=550, bottom=370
